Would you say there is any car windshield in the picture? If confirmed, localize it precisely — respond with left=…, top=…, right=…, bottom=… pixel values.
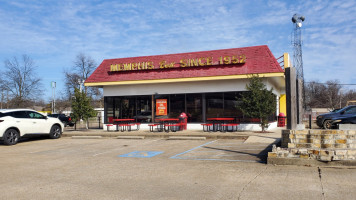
left=333, top=106, right=356, bottom=113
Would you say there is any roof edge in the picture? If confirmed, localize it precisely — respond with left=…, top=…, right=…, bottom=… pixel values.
left=85, top=72, right=284, bottom=87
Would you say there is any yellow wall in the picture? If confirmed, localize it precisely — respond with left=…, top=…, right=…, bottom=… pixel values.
left=279, top=94, right=286, bottom=116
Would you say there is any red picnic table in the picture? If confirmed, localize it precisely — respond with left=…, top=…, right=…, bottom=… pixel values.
left=155, top=118, right=180, bottom=132
left=207, top=118, right=236, bottom=132
left=113, top=119, right=135, bottom=131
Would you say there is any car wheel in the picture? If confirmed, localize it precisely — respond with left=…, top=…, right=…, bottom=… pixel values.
left=3, top=129, right=20, bottom=145
left=49, top=125, right=61, bottom=139
left=323, top=120, right=332, bottom=129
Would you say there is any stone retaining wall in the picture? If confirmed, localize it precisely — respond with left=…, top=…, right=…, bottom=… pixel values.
left=269, top=129, right=356, bottom=162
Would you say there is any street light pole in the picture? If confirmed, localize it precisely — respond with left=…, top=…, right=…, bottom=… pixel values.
left=78, top=79, right=85, bottom=92
left=51, top=81, right=56, bottom=113
left=1, top=91, right=3, bottom=109
left=6, top=90, right=9, bottom=109
left=339, top=89, right=343, bottom=108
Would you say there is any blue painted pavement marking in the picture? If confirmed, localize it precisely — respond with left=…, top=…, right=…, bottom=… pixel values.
left=119, top=151, right=163, bottom=158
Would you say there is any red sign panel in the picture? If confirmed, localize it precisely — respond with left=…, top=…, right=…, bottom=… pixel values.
left=156, top=99, right=167, bottom=116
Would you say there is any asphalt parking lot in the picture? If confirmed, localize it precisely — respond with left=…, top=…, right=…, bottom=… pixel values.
left=1, top=137, right=356, bottom=200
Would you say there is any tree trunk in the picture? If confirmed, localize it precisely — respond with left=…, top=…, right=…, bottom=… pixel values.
left=260, top=118, right=265, bottom=132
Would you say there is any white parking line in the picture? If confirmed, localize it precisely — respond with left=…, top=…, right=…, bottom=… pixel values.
left=170, top=139, right=270, bottom=163
left=170, top=140, right=218, bottom=159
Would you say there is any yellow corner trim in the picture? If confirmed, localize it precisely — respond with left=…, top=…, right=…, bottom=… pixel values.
left=283, top=53, right=290, bottom=68
left=84, top=72, right=285, bottom=86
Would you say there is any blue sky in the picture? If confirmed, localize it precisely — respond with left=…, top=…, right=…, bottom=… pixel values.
left=1, top=0, right=356, bottom=101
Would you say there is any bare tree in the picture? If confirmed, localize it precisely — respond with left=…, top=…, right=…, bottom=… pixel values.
left=341, top=89, right=356, bottom=106
left=72, top=53, right=99, bottom=95
left=1, top=55, right=43, bottom=108
left=325, top=80, right=342, bottom=109
left=63, top=70, right=81, bottom=98
left=305, top=81, right=325, bottom=108
left=305, top=80, right=344, bottom=109
left=74, top=53, right=96, bottom=88
left=63, top=53, right=102, bottom=107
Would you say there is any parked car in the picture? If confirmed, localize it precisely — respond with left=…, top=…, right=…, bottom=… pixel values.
left=0, top=109, right=64, bottom=145
left=48, top=113, right=74, bottom=127
left=316, top=105, right=356, bottom=129
left=133, top=111, right=152, bottom=122
left=331, top=115, right=356, bottom=127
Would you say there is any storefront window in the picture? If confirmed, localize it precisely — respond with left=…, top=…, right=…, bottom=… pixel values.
left=106, top=97, right=114, bottom=123
left=121, top=97, right=136, bottom=119
left=135, top=96, right=152, bottom=122
left=104, top=91, right=275, bottom=124
left=114, top=98, right=121, bottom=119
left=186, top=94, right=202, bottom=122
left=206, top=93, right=224, bottom=118
left=105, top=96, right=152, bottom=123
left=170, top=94, right=185, bottom=118
left=223, top=92, right=241, bottom=118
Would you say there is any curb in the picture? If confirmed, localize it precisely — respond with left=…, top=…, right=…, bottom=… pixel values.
left=116, top=136, right=145, bottom=139
left=168, top=136, right=206, bottom=140
left=267, top=157, right=356, bottom=167
left=71, top=136, right=103, bottom=139
left=62, top=134, right=248, bottom=140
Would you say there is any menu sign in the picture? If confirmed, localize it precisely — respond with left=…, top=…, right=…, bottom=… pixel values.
left=156, top=99, right=167, bottom=116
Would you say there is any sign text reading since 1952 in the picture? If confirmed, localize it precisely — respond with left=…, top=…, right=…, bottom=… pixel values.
left=109, top=55, right=246, bottom=72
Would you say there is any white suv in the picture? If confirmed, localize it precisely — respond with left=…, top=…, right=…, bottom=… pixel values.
left=0, top=109, right=64, bottom=145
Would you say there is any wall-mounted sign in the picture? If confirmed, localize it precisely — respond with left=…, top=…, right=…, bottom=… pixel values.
left=156, top=99, right=167, bottom=116
left=109, top=55, right=246, bottom=72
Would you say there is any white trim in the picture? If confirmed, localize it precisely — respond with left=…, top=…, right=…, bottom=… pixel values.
left=104, top=122, right=277, bottom=131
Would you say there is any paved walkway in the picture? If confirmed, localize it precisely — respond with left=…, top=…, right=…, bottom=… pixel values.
left=62, top=127, right=283, bottom=143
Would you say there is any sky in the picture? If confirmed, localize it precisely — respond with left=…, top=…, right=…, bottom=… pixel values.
left=1, top=0, right=356, bottom=101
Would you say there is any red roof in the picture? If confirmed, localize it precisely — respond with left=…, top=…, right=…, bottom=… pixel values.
left=86, top=45, right=283, bottom=84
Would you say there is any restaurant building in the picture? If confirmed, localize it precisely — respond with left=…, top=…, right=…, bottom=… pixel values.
left=85, top=45, right=287, bottom=130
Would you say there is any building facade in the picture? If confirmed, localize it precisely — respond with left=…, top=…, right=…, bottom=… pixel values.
left=85, top=45, right=286, bottom=130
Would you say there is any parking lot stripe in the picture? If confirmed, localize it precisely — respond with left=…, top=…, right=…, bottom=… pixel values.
left=176, top=157, right=260, bottom=163
left=170, top=140, right=270, bottom=163
left=170, top=140, right=218, bottom=159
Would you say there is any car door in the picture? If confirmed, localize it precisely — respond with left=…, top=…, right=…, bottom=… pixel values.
left=341, top=107, right=356, bottom=123
left=27, top=111, right=50, bottom=134
left=11, top=111, right=35, bottom=135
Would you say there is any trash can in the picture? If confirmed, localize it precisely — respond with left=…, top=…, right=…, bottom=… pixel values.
left=277, top=113, right=286, bottom=127
left=179, top=112, right=188, bottom=130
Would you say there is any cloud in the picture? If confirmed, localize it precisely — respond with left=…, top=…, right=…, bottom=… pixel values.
left=1, top=0, right=356, bottom=100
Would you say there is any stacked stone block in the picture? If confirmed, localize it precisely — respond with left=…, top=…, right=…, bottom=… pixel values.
left=270, top=129, right=356, bottom=161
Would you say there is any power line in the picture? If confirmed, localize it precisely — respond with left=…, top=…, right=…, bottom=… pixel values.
left=305, top=82, right=356, bottom=86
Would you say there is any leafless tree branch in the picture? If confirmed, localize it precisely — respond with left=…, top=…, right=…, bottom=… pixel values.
left=1, top=55, right=43, bottom=108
